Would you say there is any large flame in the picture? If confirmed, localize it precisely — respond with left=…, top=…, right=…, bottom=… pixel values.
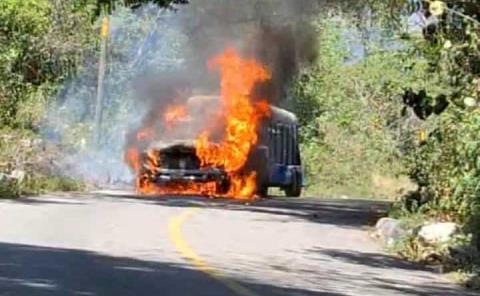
left=196, top=48, right=271, bottom=197
left=124, top=48, right=271, bottom=199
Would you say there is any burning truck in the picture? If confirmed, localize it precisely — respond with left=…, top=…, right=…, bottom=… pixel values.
left=124, top=48, right=303, bottom=199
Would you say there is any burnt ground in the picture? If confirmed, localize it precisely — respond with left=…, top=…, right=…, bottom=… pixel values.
left=0, top=192, right=477, bottom=296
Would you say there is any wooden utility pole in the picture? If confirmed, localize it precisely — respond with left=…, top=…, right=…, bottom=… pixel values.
left=93, top=16, right=110, bottom=147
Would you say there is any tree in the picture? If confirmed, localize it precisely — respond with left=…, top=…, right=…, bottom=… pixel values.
left=95, top=0, right=188, bottom=15
left=373, top=0, right=480, bottom=249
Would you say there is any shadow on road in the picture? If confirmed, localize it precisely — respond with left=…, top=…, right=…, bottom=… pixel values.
left=3, top=190, right=390, bottom=229
left=304, top=247, right=476, bottom=296
left=97, top=192, right=390, bottom=229
left=0, top=242, right=344, bottom=296
left=312, top=247, right=428, bottom=271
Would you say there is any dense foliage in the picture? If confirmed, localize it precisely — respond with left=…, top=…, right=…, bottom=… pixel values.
left=0, top=0, right=95, bottom=128
left=292, top=14, right=445, bottom=198
left=391, top=0, right=480, bottom=243
left=0, top=0, right=184, bottom=129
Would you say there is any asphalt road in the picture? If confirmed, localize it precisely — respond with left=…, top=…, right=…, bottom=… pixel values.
left=0, top=191, right=477, bottom=296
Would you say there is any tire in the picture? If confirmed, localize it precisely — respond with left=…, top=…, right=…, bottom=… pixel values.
left=284, top=171, right=302, bottom=197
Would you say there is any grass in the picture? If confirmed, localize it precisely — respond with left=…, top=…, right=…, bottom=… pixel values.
left=0, top=175, right=85, bottom=199
left=458, top=273, right=480, bottom=290
left=304, top=173, right=413, bottom=200
left=301, top=126, right=414, bottom=200
left=0, top=128, right=85, bottom=199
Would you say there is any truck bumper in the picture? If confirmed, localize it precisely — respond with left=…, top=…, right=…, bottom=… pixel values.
left=150, top=168, right=227, bottom=183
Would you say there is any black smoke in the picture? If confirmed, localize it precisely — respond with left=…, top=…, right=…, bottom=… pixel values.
left=164, top=0, right=322, bottom=103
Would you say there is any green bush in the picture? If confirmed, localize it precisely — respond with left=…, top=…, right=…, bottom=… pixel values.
left=406, top=110, right=480, bottom=240
left=0, top=128, right=85, bottom=199
left=291, top=16, right=437, bottom=198
left=388, top=1, right=480, bottom=250
left=0, top=175, right=84, bottom=199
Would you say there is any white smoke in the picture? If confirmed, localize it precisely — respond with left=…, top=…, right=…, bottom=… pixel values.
left=43, top=1, right=322, bottom=186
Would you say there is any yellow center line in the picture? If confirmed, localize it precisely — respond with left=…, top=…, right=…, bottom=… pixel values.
left=168, top=208, right=260, bottom=296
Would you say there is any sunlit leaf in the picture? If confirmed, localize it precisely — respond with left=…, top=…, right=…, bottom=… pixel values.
left=429, top=1, right=446, bottom=17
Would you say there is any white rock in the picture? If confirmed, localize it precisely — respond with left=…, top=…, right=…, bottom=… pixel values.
left=374, top=217, right=407, bottom=246
left=10, top=169, right=26, bottom=182
left=464, top=97, right=477, bottom=107
left=418, top=222, right=460, bottom=244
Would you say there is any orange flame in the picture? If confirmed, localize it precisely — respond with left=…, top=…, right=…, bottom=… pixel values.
left=125, top=147, right=141, bottom=173
left=136, top=127, right=154, bottom=142
left=124, top=48, right=271, bottom=200
left=164, top=105, right=189, bottom=129
left=196, top=48, right=271, bottom=198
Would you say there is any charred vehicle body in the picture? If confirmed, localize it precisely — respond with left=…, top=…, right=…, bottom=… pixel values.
left=137, top=95, right=303, bottom=197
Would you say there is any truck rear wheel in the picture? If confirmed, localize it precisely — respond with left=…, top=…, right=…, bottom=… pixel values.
left=284, top=171, right=302, bottom=197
